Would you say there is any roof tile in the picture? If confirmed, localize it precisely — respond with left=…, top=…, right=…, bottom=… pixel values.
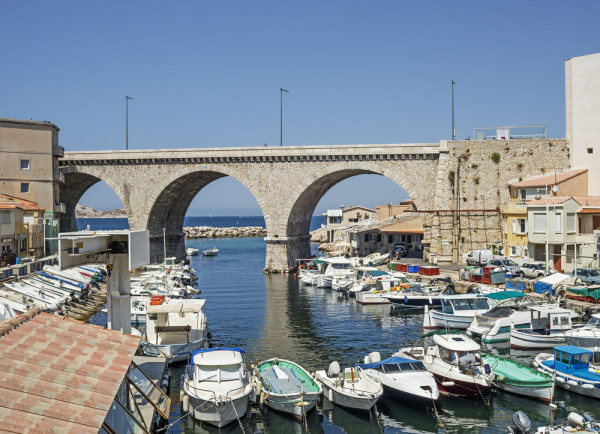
left=508, top=169, right=587, bottom=188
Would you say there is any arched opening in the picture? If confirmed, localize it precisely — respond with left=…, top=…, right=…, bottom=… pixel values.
left=60, top=173, right=129, bottom=232
left=146, top=170, right=265, bottom=263
left=286, top=170, right=423, bottom=262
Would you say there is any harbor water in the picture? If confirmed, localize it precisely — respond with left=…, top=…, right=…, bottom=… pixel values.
left=79, top=217, right=600, bottom=433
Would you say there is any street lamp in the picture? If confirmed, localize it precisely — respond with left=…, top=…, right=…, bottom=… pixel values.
left=451, top=79, right=456, bottom=140
left=280, top=88, right=290, bottom=147
left=126, top=96, right=135, bottom=150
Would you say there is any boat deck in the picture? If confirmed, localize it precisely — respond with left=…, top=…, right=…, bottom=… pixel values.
left=260, top=363, right=319, bottom=394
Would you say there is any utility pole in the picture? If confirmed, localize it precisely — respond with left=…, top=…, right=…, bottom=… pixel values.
left=451, top=79, right=456, bottom=140
left=126, top=96, right=135, bottom=150
left=280, top=88, right=290, bottom=146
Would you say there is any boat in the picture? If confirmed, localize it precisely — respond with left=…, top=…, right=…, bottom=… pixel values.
left=382, top=281, right=450, bottom=309
left=181, top=347, right=253, bottom=427
left=398, top=332, right=494, bottom=398
left=140, top=298, right=209, bottom=363
left=356, top=352, right=439, bottom=406
left=298, top=259, right=323, bottom=285
left=203, top=247, right=219, bottom=257
left=254, top=358, right=322, bottom=419
left=509, top=305, right=575, bottom=349
left=316, top=257, right=354, bottom=288
left=564, top=313, right=600, bottom=363
left=423, top=291, right=526, bottom=330
left=512, top=411, right=600, bottom=433
left=314, top=361, right=383, bottom=412
left=3, top=281, right=68, bottom=306
left=353, top=270, right=411, bottom=305
left=0, top=302, right=17, bottom=320
left=480, top=353, right=554, bottom=403
left=186, top=247, right=200, bottom=256
left=364, top=252, right=391, bottom=267
left=535, top=345, right=600, bottom=399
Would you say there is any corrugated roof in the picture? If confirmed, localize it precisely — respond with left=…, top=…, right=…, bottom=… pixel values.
left=0, top=309, right=141, bottom=433
left=508, top=169, right=587, bottom=188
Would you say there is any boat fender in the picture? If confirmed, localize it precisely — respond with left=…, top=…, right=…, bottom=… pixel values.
left=260, top=391, right=266, bottom=405
left=581, top=383, right=594, bottom=389
left=556, top=377, right=565, bottom=383
left=549, top=403, right=558, bottom=410
left=179, top=388, right=185, bottom=401
left=255, top=380, right=262, bottom=395
left=207, top=331, right=213, bottom=339
left=441, top=381, right=455, bottom=388
left=161, top=378, right=169, bottom=390
left=496, top=375, right=505, bottom=382
left=328, top=388, right=334, bottom=402
left=567, top=380, right=578, bottom=386
left=532, top=361, right=538, bottom=368
left=182, top=394, right=189, bottom=413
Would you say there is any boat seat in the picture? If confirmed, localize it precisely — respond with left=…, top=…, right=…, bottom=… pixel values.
left=261, top=366, right=305, bottom=394
left=344, top=368, right=360, bottom=383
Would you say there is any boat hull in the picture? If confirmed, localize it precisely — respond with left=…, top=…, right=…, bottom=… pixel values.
left=492, top=381, right=552, bottom=403
left=386, top=295, right=442, bottom=309
left=264, top=392, right=320, bottom=418
left=141, top=338, right=208, bottom=364
left=187, top=390, right=250, bottom=427
left=433, top=374, right=490, bottom=398
left=321, top=383, right=380, bottom=413
left=428, top=311, right=476, bottom=329
left=510, top=330, right=565, bottom=349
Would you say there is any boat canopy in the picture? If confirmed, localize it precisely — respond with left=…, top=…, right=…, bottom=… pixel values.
left=355, top=356, right=418, bottom=370
left=433, top=334, right=480, bottom=352
left=554, top=345, right=594, bottom=356
left=311, top=259, right=328, bottom=265
left=481, top=291, right=526, bottom=301
left=369, top=270, right=390, bottom=277
left=191, top=347, right=244, bottom=365
left=147, top=299, right=206, bottom=314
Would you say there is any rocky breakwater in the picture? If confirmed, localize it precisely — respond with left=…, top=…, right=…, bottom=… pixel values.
left=184, top=226, right=266, bottom=239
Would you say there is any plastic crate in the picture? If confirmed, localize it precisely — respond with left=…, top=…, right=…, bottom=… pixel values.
left=420, top=266, right=439, bottom=276
left=407, top=265, right=419, bottom=273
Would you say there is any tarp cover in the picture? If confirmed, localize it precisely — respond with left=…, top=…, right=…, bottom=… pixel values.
left=565, top=286, right=600, bottom=301
left=481, top=291, right=525, bottom=300
left=355, top=356, right=417, bottom=370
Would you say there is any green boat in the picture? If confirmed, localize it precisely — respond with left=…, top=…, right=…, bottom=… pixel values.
left=481, top=353, right=553, bottom=403
left=254, top=358, right=322, bottom=419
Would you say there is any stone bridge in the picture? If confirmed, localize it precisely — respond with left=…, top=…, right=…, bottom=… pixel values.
left=58, top=138, right=570, bottom=270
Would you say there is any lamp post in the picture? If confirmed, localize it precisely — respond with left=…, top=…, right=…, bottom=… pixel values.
left=280, top=88, right=290, bottom=146
left=451, top=79, right=456, bottom=140
left=126, top=96, right=135, bottom=150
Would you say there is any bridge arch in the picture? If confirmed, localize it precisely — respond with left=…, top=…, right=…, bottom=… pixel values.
left=145, top=164, right=271, bottom=262
left=60, top=168, right=133, bottom=232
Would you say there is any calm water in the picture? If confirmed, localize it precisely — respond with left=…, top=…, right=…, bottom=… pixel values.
left=78, top=218, right=599, bottom=433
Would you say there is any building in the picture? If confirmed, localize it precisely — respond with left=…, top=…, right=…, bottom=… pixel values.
left=0, top=194, right=45, bottom=261
left=0, top=118, right=64, bottom=255
left=376, top=200, right=416, bottom=221
left=501, top=169, right=588, bottom=259
left=0, top=202, right=27, bottom=265
left=526, top=196, right=600, bottom=272
left=322, top=205, right=376, bottom=243
left=566, top=52, right=600, bottom=195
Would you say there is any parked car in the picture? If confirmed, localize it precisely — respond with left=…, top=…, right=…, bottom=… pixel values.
left=569, top=267, right=600, bottom=285
left=487, top=258, right=520, bottom=276
left=518, top=262, right=555, bottom=279
left=466, top=249, right=494, bottom=266
left=392, top=244, right=407, bottom=258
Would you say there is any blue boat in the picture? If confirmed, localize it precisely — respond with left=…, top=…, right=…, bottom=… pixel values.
left=534, top=346, right=600, bottom=399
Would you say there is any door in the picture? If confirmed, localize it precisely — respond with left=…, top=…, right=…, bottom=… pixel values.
left=553, top=245, right=562, bottom=272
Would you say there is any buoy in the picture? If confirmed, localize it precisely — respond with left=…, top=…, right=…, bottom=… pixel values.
left=182, top=394, right=189, bottom=412
left=549, top=403, right=558, bottom=410
left=328, top=388, right=334, bottom=402
left=260, top=391, right=266, bottom=405
left=441, top=381, right=455, bottom=388
left=255, top=380, right=262, bottom=395
left=179, top=389, right=185, bottom=400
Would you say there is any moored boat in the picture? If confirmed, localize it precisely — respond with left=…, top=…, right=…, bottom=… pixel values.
left=181, top=347, right=252, bottom=427
left=186, top=247, right=200, bottom=256
left=509, top=305, right=574, bottom=349
left=481, top=353, right=553, bottom=403
left=254, top=358, right=322, bottom=419
left=564, top=313, right=600, bottom=363
left=314, top=362, right=383, bottom=412
left=203, top=247, right=219, bottom=256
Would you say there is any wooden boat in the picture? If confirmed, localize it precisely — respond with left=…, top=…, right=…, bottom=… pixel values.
left=358, top=352, right=439, bottom=406
left=509, top=305, right=574, bottom=349
left=181, top=348, right=253, bottom=427
left=254, top=358, right=322, bottom=419
left=203, top=247, right=219, bottom=256
left=314, top=362, right=383, bottom=412
left=534, top=346, right=600, bottom=399
left=481, top=353, right=553, bottom=403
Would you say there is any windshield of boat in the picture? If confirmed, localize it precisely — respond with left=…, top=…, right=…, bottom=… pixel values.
left=196, top=363, right=240, bottom=382
left=381, top=361, right=427, bottom=373
left=440, top=348, right=480, bottom=366
left=331, top=263, right=350, bottom=270
left=442, top=298, right=489, bottom=313
left=586, top=316, right=600, bottom=329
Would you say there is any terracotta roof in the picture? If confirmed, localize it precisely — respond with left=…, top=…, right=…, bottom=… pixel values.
left=508, top=169, right=587, bottom=188
left=578, top=208, right=600, bottom=214
left=0, top=194, right=45, bottom=212
left=0, top=204, right=20, bottom=210
left=0, top=309, right=141, bottom=433
left=527, top=196, right=573, bottom=206
left=0, top=194, right=39, bottom=205
left=573, top=196, right=600, bottom=207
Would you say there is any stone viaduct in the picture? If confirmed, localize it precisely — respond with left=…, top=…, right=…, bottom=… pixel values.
left=58, top=138, right=570, bottom=270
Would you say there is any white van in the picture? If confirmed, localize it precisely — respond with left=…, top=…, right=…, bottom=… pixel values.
left=466, top=249, right=493, bottom=266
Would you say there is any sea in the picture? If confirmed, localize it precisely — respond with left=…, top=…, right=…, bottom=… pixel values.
left=78, top=216, right=600, bottom=433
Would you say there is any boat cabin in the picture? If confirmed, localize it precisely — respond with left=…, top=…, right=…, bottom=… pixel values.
left=433, top=333, right=482, bottom=366
left=529, top=306, right=573, bottom=332
left=439, top=295, right=490, bottom=315
left=319, top=257, right=352, bottom=274
left=553, top=346, right=594, bottom=374
left=146, top=300, right=207, bottom=345
left=190, top=348, right=246, bottom=386
left=358, top=356, right=428, bottom=374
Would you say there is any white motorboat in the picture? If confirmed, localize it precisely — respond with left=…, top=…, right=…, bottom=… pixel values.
left=316, top=257, right=354, bottom=288
left=43, top=265, right=92, bottom=285
left=314, top=362, right=383, bottom=413
left=181, top=347, right=253, bottom=427
left=510, top=305, right=575, bottom=349
left=355, top=274, right=410, bottom=305
left=3, top=281, right=68, bottom=306
left=254, top=358, right=322, bottom=419
left=0, top=302, right=17, bottom=320
left=186, top=247, right=200, bottom=256
left=564, top=314, right=600, bottom=363
left=141, top=298, right=209, bottom=363
left=423, top=294, right=492, bottom=329
left=382, top=283, right=448, bottom=309
left=298, top=260, right=322, bottom=285
left=357, top=352, right=439, bottom=406
left=203, top=248, right=219, bottom=257
left=0, top=287, right=59, bottom=313
left=398, top=332, right=494, bottom=398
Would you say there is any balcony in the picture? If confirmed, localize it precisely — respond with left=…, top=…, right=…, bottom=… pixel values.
left=53, top=203, right=66, bottom=213
left=52, top=145, right=65, bottom=158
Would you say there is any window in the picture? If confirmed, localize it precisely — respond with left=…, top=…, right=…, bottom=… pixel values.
left=533, top=213, right=547, bottom=233
left=555, top=213, right=562, bottom=233
left=20, top=159, right=30, bottom=170
left=512, top=188, right=518, bottom=198
left=512, top=218, right=527, bottom=234
left=20, top=183, right=29, bottom=193
left=588, top=148, right=594, bottom=154
left=567, top=213, right=576, bottom=233
left=0, top=212, right=10, bottom=224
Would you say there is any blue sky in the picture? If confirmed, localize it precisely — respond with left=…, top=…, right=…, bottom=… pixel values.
left=2, top=1, right=599, bottom=215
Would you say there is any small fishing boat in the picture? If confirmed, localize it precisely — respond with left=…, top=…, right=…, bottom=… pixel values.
left=254, top=358, right=322, bottom=419
left=398, top=332, right=494, bottom=398
left=314, top=362, right=382, bottom=412
left=186, top=247, right=200, bottom=256
left=317, top=257, right=354, bottom=288
left=355, top=272, right=410, bottom=305
left=534, top=346, right=600, bottom=399
left=509, top=305, right=574, bottom=349
left=357, top=352, right=439, bottom=406
left=481, top=353, right=554, bottom=403
left=382, top=283, right=449, bottom=309
left=181, top=347, right=253, bottom=427
left=564, top=314, right=600, bottom=362
left=423, top=294, right=492, bottom=329
left=203, top=247, right=219, bottom=257
left=364, top=252, right=391, bottom=267
left=514, top=411, right=600, bottom=433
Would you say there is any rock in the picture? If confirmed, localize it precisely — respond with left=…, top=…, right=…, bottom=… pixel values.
left=76, top=203, right=127, bottom=218
left=183, top=226, right=267, bottom=239
left=310, top=227, right=327, bottom=243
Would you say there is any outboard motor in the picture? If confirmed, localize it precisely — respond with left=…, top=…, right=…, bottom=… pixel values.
left=328, top=361, right=340, bottom=378
left=508, top=411, right=531, bottom=434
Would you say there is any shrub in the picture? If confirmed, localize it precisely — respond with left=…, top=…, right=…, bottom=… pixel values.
left=448, top=170, right=455, bottom=185
left=471, top=163, right=478, bottom=169
left=473, top=176, right=480, bottom=185
left=491, top=152, right=501, bottom=163
left=459, top=151, right=469, bottom=160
